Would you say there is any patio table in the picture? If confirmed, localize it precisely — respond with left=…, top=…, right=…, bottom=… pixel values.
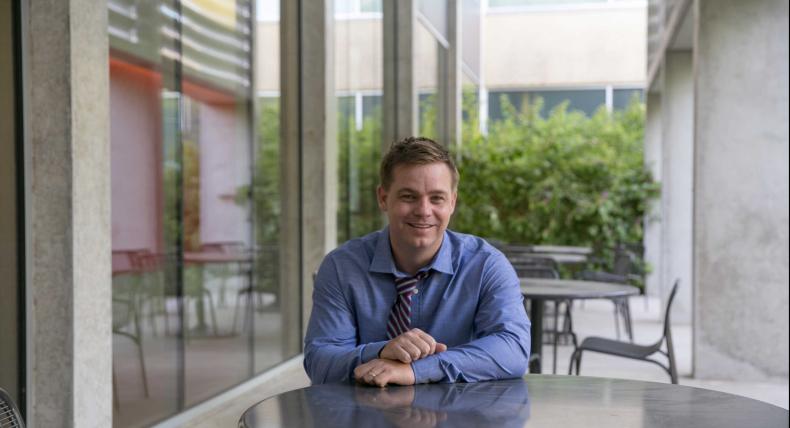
left=238, top=376, right=788, bottom=428
left=520, top=278, right=639, bottom=374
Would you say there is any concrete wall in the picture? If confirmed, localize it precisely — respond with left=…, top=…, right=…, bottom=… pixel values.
left=693, top=0, right=789, bottom=379
left=485, top=6, right=646, bottom=90
left=660, top=51, right=693, bottom=323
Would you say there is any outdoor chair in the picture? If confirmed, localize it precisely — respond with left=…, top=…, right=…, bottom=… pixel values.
left=112, top=268, right=149, bottom=409
left=568, top=280, right=679, bottom=384
left=0, top=387, right=25, bottom=428
left=232, top=245, right=277, bottom=333
left=575, top=270, right=634, bottom=341
left=516, top=265, right=576, bottom=374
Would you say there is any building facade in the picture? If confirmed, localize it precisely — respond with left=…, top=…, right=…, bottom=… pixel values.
left=644, top=0, right=788, bottom=378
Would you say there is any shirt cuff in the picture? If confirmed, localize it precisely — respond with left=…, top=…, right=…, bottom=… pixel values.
left=361, top=341, right=388, bottom=363
left=411, top=355, right=443, bottom=384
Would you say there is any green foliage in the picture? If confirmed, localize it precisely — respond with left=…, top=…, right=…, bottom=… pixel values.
left=337, top=103, right=384, bottom=242
left=452, top=95, right=659, bottom=271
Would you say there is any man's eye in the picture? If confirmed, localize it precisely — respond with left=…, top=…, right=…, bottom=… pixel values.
left=400, top=194, right=416, bottom=201
left=431, top=196, right=445, bottom=203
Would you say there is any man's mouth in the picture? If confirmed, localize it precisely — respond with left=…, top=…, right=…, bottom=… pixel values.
left=407, top=223, right=434, bottom=229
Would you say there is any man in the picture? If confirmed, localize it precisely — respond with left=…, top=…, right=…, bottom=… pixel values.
left=304, top=136, right=531, bottom=386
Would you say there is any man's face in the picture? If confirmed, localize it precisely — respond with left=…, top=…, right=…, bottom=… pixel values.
left=377, top=162, right=457, bottom=257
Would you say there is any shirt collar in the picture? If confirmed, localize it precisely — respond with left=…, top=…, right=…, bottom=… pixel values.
left=369, top=227, right=456, bottom=277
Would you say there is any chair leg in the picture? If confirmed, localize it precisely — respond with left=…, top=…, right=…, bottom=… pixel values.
left=612, top=300, right=621, bottom=340
left=134, top=335, right=150, bottom=397
left=552, top=302, right=560, bottom=374
left=205, top=290, right=219, bottom=336
left=575, top=351, right=583, bottom=375
left=113, top=364, right=120, bottom=411
left=568, top=348, right=582, bottom=375
left=132, top=308, right=149, bottom=397
left=622, top=299, right=634, bottom=342
left=232, top=290, right=245, bottom=333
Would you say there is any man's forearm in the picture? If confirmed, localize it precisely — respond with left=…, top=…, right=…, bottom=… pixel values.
left=410, top=331, right=529, bottom=383
left=304, top=340, right=389, bottom=383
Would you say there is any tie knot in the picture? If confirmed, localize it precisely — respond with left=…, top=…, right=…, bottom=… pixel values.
left=394, top=270, right=430, bottom=295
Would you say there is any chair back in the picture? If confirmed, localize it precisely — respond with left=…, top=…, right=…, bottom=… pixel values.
left=513, top=266, right=559, bottom=279
left=576, top=270, right=629, bottom=284
left=0, top=387, right=25, bottom=428
left=662, top=280, right=680, bottom=338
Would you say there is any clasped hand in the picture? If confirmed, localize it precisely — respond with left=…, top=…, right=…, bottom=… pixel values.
left=354, top=328, right=447, bottom=387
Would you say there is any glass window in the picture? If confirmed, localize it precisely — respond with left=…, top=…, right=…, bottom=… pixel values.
left=335, top=2, right=384, bottom=243
left=488, top=89, right=606, bottom=120
left=613, top=88, right=644, bottom=110
left=488, top=0, right=606, bottom=7
left=109, top=1, right=295, bottom=425
left=416, top=19, right=443, bottom=140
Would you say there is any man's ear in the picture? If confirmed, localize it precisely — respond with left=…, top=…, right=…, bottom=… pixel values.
left=376, top=185, right=388, bottom=211
left=449, top=191, right=458, bottom=214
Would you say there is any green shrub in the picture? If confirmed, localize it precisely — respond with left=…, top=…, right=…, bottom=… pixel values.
left=452, top=95, right=659, bottom=273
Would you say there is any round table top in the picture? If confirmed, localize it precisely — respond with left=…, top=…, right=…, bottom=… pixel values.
left=239, top=375, right=788, bottom=428
left=520, top=278, right=640, bottom=300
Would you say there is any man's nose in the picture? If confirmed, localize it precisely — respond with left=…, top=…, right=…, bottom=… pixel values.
left=413, top=198, right=431, bottom=216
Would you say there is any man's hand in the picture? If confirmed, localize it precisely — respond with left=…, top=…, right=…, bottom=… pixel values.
left=380, top=328, right=448, bottom=363
left=354, top=358, right=416, bottom=387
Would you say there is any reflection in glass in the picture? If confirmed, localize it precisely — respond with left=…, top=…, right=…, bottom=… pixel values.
left=110, top=0, right=295, bottom=425
left=415, top=19, right=443, bottom=141
left=335, top=5, right=384, bottom=243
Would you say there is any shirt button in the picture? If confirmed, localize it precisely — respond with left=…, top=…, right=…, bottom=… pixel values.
left=413, top=289, right=419, bottom=295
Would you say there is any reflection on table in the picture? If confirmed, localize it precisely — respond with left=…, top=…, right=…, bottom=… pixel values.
left=241, top=378, right=529, bottom=428
left=239, top=376, right=789, bottom=428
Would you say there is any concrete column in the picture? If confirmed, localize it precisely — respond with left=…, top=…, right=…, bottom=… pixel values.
left=282, top=0, right=337, bottom=336
left=660, top=51, right=693, bottom=324
left=446, top=0, right=462, bottom=149
left=23, top=0, right=111, bottom=426
left=383, top=0, right=416, bottom=148
left=643, top=92, right=662, bottom=299
left=693, top=0, right=789, bottom=379
left=279, top=0, right=303, bottom=357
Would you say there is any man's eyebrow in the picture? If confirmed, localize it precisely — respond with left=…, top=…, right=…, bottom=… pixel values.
left=396, top=188, right=448, bottom=196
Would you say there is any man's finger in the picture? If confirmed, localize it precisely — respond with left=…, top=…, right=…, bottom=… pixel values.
left=394, top=345, right=413, bottom=363
left=436, top=343, right=447, bottom=352
left=413, top=330, right=437, bottom=354
left=399, top=341, right=422, bottom=361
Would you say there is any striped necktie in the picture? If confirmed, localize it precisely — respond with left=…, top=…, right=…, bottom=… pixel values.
left=386, top=270, right=430, bottom=339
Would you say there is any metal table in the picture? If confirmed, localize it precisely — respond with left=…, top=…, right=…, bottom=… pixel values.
left=239, top=376, right=788, bottom=428
left=520, top=278, right=640, bottom=374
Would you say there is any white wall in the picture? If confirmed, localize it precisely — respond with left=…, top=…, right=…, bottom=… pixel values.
left=485, top=6, right=646, bottom=90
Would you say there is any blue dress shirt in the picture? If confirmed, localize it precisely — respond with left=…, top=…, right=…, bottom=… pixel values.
left=303, top=227, right=531, bottom=384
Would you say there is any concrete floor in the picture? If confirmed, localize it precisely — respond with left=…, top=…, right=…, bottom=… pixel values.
left=170, top=295, right=788, bottom=427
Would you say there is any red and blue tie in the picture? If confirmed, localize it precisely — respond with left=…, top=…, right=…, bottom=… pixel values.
left=386, top=271, right=430, bottom=339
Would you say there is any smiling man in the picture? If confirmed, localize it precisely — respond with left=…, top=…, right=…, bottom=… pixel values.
left=304, top=137, right=531, bottom=386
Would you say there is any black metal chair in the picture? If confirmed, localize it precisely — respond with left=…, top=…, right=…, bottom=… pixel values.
left=1, top=387, right=25, bottom=428
left=568, top=280, right=679, bottom=384
left=514, top=264, right=577, bottom=374
left=576, top=270, right=634, bottom=341
left=112, top=269, right=150, bottom=409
